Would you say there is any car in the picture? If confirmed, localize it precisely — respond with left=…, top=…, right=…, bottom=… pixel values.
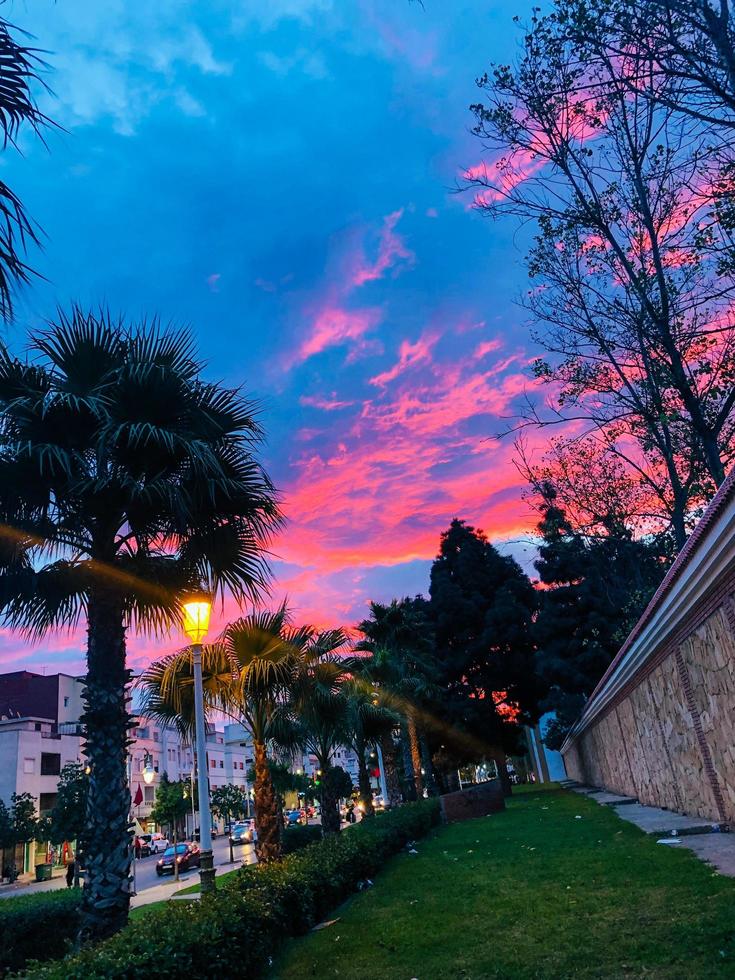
left=284, top=809, right=302, bottom=826
left=138, top=833, right=169, bottom=857
left=229, top=821, right=254, bottom=845
left=155, top=842, right=201, bottom=876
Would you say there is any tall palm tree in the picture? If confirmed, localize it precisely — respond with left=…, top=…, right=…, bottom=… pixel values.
left=356, top=598, right=437, bottom=800
left=0, top=14, right=49, bottom=318
left=0, top=312, right=281, bottom=940
left=140, top=606, right=307, bottom=864
left=343, top=679, right=399, bottom=817
left=290, top=631, right=355, bottom=834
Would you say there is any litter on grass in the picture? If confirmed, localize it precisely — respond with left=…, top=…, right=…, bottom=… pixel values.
left=656, top=838, right=682, bottom=845
left=312, top=918, right=341, bottom=931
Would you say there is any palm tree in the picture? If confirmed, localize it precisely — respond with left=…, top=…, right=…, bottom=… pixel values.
left=140, top=606, right=307, bottom=864
left=0, top=14, right=50, bottom=318
left=356, top=598, right=437, bottom=800
left=343, top=679, right=399, bottom=817
left=0, top=312, right=281, bottom=941
left=290, top=631, right=355, bottom=834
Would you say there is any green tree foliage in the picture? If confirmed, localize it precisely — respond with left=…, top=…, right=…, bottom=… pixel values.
left=533, top=486, right=668, bottom=748
left=140, top=606, right=309, bottom=864
left=210, top=784, right=247, bottom=825
left=49, top=763, right=89, bottom=848
left=356, top=597, right=437, bottom=800
left=149, top=774, right=190, bottom=839
left=0, top=313, right=281, bottom=940
left=0, top=15, right=49, bottom=318
left=429, top=519, right=541, bottom=787
left=324, top=765, right=353, bottom=803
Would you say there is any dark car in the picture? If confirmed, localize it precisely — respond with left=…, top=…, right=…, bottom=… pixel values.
left=155, top=842, right=201, bottom=876
left=229, top=821, right=254, bottom=845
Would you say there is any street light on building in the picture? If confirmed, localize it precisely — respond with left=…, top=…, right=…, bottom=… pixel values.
left=142, top=751, right=156, bottom=785
left=182, top=592, right=215, bottom=895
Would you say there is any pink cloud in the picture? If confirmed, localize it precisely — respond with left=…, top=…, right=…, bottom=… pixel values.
left=206, top=273, right=221, bottom=292
left=369, top=331, right=439, bottom=387
left=300, top=393, right=356, bottom=411
left=474, top=339, right=503, bottom=359
left=352, top=209, right=415, bottom=287
left=295, top=305, right=382, bottom=363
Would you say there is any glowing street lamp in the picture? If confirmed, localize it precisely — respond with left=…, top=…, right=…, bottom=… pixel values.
left=182, top=592, right=216, bottom=895
left=142, top=751, right=156, bottom=785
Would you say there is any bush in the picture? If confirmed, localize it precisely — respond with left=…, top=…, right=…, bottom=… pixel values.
left=281, top=823, right=322, bottom=854
left=0, top=889, right=81, bottom=976
left=24, top=800, right=440, bottom=979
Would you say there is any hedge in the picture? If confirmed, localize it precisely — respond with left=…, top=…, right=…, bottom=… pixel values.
left=281, top=823, right=322, bottom=854
left=0, top=889, right=81, bottom=976
left=23, top=799, right=440, bottom=979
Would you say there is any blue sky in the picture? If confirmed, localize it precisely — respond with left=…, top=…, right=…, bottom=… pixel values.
left=1, top=0, right=545, bottom=674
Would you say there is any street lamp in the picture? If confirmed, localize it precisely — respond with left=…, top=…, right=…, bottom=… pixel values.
left=142, top=751, right=156, bottom=785
left=182, top=592, right=215, bottom=895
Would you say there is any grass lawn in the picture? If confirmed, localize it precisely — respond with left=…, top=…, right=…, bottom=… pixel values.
left=272, top=786, right=735, bottom=980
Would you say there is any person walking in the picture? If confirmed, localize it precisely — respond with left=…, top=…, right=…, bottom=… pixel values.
left=65, top=853, right=76, bottom=889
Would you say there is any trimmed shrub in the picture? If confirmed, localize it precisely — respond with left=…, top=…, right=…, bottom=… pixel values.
left=24, top=799, right=440, bottom=979
left=0, top=889, right=81, bottom=976
left=281, top=823, right=322, bottom=854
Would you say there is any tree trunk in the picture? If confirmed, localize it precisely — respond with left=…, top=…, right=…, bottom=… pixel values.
left=419, top=734, right=438, bottom=797
left=400, top=724, right=417, bottom=801
left=253, top=742, right=281, bottom=863
left=407, top=716, right=424, bottom=799
left=380, top=732, right=403, bottom=807
left=79, top=590, right=132, bottom=944
left=491, top=748, right=512, bottom=797
left=320, top=769, right=341, bottom=835
left=356, top=744, right=374, bottom=817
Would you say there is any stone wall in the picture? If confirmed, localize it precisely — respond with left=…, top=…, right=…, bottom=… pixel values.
left=563, top=601, right=735, bottom=826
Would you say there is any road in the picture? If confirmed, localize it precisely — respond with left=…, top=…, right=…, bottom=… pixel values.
left=0, top=835, right=256, bottom=902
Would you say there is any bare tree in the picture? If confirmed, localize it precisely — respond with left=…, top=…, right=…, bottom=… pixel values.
left=469, top=7, right=735, bottom=544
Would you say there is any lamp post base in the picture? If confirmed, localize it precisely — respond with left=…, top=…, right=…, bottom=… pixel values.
left=199, top=849, right=216, bottom=895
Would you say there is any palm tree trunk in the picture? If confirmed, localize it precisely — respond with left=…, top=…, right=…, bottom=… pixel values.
left=380, top=732, right=402, bottom=807
left=400, top=724, right=417, bottom=801
left=356, top=744, right=374, bottom=817
left=419, top=734, right=438, bottom=797
left=407, top=716, right=424, bottom=799
left=253, top=742, right=281, bottom=862
left=79, top=590, right=131, bottom=943
left=320, top=766, right=341, bottom=834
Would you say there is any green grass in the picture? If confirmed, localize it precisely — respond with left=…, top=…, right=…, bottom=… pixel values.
left=272, top=786, right=735, bottom=980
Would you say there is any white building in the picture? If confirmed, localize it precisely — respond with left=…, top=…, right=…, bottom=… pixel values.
left=0, top=671, right=254, bottom=842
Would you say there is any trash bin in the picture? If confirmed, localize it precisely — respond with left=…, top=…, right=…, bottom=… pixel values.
left=35, top=863, right=53, bottom=882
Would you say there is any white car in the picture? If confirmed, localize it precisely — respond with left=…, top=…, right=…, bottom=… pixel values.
left=140, top=833, right=169, bottom=855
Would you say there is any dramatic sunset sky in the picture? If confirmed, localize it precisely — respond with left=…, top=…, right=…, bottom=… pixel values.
left=2, top=0, right=549, bottom=675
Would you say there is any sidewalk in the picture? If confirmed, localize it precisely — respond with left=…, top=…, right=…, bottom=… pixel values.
left=561, top=778, right=735, bottom=876
left=0, top=871, right=67, bottom=899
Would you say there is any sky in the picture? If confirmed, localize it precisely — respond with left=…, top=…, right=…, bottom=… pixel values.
left=0, top=0, right=551, bottom=676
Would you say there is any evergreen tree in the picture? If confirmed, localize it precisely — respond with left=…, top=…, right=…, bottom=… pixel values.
left=49, top=763, right=89, bottom=848
left=429, top=519, right=540, bottom=792
left=533, top=486, right=669, bottom=748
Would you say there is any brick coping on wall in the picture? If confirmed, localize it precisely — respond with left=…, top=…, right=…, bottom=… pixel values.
left=561, top=468, right=735, bottom=754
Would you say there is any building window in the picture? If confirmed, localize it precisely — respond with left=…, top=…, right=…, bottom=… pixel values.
left=144, top=787, right=155, bottom=804
left=219, top=760, right=224, bottom=769
left=63, top=696, right=70, bottom=708
left=39, top=792, right=57, bottom=814
left=40, top=753, right=61, bottom=776
left=210, top=759, right=216, bottom=768
left=23, top=757, right=35, bottom=774
left=153, top=730, right=159, bottom=742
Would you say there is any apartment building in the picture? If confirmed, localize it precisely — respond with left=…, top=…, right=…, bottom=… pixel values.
left=0, top=671, right=254, bottom=833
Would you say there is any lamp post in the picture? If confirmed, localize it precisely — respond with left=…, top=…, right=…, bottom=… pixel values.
left=182, top=593, right=216, bottom=895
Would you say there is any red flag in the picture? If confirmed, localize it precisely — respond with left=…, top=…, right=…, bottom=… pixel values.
left=133, top=784, right=143, bottom=806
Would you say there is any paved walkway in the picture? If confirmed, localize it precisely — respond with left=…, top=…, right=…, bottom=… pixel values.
left=561, top=779, right=735, bottom=876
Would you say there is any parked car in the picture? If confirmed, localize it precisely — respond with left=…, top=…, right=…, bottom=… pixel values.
left=138, top=833, right=169, bottom=857
left=229, top=821, right=254, bottom=845
left=284, top=809, right=303, bottom=827
left=155, top=842, right=201, bottom=876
